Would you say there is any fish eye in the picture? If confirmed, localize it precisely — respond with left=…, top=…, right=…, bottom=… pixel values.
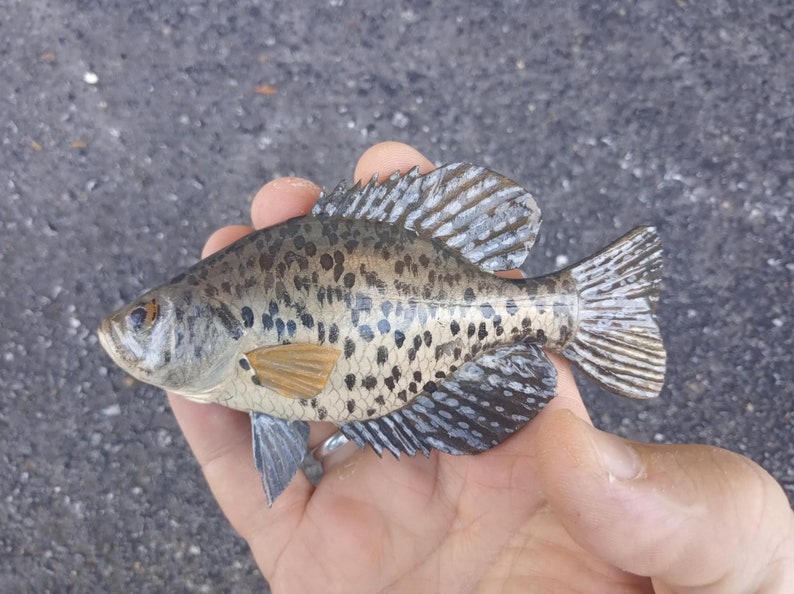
left=129, top=299, right=159, bottom=332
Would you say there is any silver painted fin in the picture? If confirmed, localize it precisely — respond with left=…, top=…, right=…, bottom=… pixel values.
left=563, top=226, right=666, bottom=400
left=312, top=164, right=542, bottom=274
left=250, top=412, right=310, bottom=507
left=340, top=343, right=557, bottom=457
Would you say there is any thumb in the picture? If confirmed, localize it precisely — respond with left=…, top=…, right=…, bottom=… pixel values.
left=536, top=409, right=794, bottom=593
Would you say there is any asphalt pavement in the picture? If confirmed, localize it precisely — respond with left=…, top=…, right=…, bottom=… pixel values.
left=2, top=1, right=792, bottom=591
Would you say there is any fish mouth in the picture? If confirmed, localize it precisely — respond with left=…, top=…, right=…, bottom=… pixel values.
left=97, top=317, right=130, bottom=370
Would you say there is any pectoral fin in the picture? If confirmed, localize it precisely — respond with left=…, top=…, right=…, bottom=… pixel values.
left=245, top=344, right=340, bottom=399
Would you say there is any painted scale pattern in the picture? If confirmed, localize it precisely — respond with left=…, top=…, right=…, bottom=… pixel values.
left=178, top=217, right=577, bottom=422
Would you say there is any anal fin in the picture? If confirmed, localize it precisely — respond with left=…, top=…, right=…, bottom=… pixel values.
left=250, top=412, right=310, bottom=506
left=341, top=343, right=557, bottom=457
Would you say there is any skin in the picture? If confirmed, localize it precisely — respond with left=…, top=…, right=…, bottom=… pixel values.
left=167, top=142, right=794, bottom=593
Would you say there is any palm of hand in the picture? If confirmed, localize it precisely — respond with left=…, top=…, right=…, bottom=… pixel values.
left=266, top=400, right=648, bottom=593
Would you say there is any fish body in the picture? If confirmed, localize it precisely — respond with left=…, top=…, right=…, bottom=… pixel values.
left=99, top=164, right=666, bottom=504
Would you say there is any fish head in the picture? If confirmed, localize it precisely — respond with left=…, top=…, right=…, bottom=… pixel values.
left=98, top=286, right=242, bottom=397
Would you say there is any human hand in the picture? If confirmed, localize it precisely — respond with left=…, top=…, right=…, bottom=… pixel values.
left=168, top=142, right=794, bottom=593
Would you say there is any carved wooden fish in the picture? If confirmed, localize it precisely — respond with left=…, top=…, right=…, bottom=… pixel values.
left=99, top=164, right=666, bottom=504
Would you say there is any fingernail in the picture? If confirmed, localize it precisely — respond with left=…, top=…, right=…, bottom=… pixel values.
left=586, top=425, right=643, bottom=481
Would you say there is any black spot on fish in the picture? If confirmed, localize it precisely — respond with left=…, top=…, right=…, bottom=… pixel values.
left=275, top=318, right=285, bottom=339
left=317, top=406, right=328, bottom=420
left=377, top=319, right=391, bottom=334
left=346, top=399, right=356, bottom=413
left=381, top=301, right=392, bottom=317
left=344, top=338, right=355, bottom=358
left=464, top=287, right=476, bottom=302
left=211, top=303, right=244, bottom=341
left=287, top=320, right=297, bottom=336
left=343, top=272, right=356, bottom=289
left=355, top=293, right=372, bottom=313
left=392, top=366, right=401, bottom=380
left=480, top=303, right=494, bottom=319
left=333, top=264, right=344, bottom=282
left=521, top=318, right=532, bottom=331
left=268, top=300, right=279, bottom=316
left=423, top=330, right=433, bottom=347
left=366, top=408, right=377, bottom=417
left=293, top=235, right=305, bottom=249
left=413, top=370, right=422, bottom=382
left=536, top=329, right=547, bottom=344
left=376, top=346, right=388, bottom=365
left=239, top=358, right=250, bottom=371
left=506, top=298, right=518, bottom=316
left=317, top=321, right=326, bottom=343
left=384, top=377, right=395, bottom=390
left=344, top=239, right=359, bottom=253
left=492, top=314, right=502, bottom=326
left=450, top=320, right=460, bottom=335
left=397, top=390, right=408, bottom=402
left=413, top=335, right=422, bottom=350
left=241, top=306, right=254, bottom=328
left=344, top=374, right=356, bottom=390
left=408, top=382, right=418, bottom=394
left=362, top=375, right=377, bottom=390
left=358, top=325, right=374, bottom=342
left=251, top=375, right=261, bottom=386
left=259, top=253, right=274, bottom=271
left=394, top=329, right=405, bottom=348
left=467, top=323, right=476, bottom=338
left=423, top=381, right=437, bottom=393
left=478, top=322, right=488, bottom=341
left=262, top=313, right=274, bottom=331
left=304, top=241, right=317, bottom=257
left=320, top=253, right=333, bottom=270
left=394, top=260, right=405, bottom=275
left=329, top=323, right=340, bottom=344
left=495, top=326, right=504, bottom=337
left=418, top=253, right=430, bottom=267
left=301, top=312, right=314, bottom=328
left=434, top=370, right=446, bottom=379
left=407, top=347, right=416, bottom=362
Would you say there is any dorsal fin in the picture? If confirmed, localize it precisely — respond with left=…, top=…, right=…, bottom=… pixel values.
left=311, top=163, right=542, bottom=274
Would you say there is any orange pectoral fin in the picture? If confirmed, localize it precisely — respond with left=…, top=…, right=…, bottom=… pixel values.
left=244, top=344, right=341, bottom=399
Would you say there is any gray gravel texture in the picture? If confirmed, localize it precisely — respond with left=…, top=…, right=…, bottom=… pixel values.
left=2, top=0, right=792, bottom=591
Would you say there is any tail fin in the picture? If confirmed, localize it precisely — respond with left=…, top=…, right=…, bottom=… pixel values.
left=563, top=226, right=666, bottom=399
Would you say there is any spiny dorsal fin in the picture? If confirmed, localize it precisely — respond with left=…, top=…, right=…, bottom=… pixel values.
left=312, top=164, right=542, bottom=274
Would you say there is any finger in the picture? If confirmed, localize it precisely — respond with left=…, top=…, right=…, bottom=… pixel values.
left=251, top=176, right=320, bottom=230
left=353, top=141, right=435, bottom=182
left=536, top=409, right=794, bottom=592
left=202, top=225, right=254, bottom=258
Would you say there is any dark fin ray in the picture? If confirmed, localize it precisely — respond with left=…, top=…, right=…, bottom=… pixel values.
left=250, top=413, right=310, bottom=507
left=312, top=164, right=542, bottom=274
left=245, top=344, right=340, bottom=399
left=562, top=226, right=666, bottom=400
left=340, top=344, right=557, bottom=457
